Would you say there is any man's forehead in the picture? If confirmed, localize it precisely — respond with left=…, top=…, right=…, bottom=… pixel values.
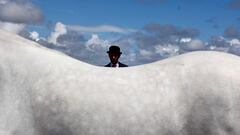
left=109, top=52, right=120, bottom=55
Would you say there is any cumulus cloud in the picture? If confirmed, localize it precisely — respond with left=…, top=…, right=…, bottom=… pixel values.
left=39, top=22, right=136, bottom=65
left=136, top=23, right=199, bottom=52
left=48, top=22, right=67, bottom=45
left=139, top=49, right=153, bottom=58
left=59, top=33, right=110, bottom=66
left=228, top=44, right=240, bottom=55
left=67, top=24, right=136, bottom=34
left=0, top=21, right=25, bottom=33
left=85, top=34, right=110, bottom=52
left=206, top=35, right=240, bottom=56
left=208, top=36, right=229, bottom=47
left=29, top=23, right=202, bottom=66
left=181, top=39, right=206, bottom=51
left=44, top=23, right=110, bottom=66
left=0, top=0, right=44, bottom=34
left=180, top=38, right=192, bottom=43
left=29, top=31, right=40, bottom=41
left=228, top=38, right=240, bottom=46
left=154, top=44, right=180, bottom=57
left=22, top=22, right=240, bottom=66
left=119, top=23, right=201, bottom=64
left=0, top=0, right=7, bottom=4
left=0, top=0, right=44, bottom=24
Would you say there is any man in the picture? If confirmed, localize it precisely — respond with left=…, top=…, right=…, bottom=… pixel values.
left=105, top=45, right=128, bottom=67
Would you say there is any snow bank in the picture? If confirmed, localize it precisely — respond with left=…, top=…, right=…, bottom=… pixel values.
left=1, top=29, right=240, bottom=135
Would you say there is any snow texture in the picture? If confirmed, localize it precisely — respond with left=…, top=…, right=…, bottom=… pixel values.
left=0, top=29, right=240, bottom=135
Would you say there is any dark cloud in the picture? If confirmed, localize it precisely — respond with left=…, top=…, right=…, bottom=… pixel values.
left=0, top=0, right=44, bottom=24
left=117, top=23, right=200, bottom=65
left=209, top=36, right=230, bottom=48
left=20, top=22, right=240, bottom=66
left=181, top=39, right=206, bottom=51
left=57, top=31, right=87, bottom=45
left=143, top=23, right=199, bottom=39
left=224, top=26, right=240, bottom=39
left=207, top=35, right=240, bottom=56
left=50, top=23, right=200, bottom=66
left=229, top=44, right=240, bottom=56
left=52, top=31, right=108, bottom=66
left=47, top=31, right=110, bottom=66
left=228, top=0, right=240, bottom=9
left=114, top=24, right=240, bottom=65
left=137, top=23, right=199, bottom=50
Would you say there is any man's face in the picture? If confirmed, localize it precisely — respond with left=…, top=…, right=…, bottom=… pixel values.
left=108, top=52, right=120, bottom=64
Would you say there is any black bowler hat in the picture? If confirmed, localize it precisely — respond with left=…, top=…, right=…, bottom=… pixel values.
left=107, top=45, right=122, bottom=54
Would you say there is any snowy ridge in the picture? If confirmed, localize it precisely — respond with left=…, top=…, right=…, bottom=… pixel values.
left=1, top=29, right=240, bottom=135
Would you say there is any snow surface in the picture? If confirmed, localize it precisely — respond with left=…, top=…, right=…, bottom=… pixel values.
left=1, top=29, right=240, bottom=135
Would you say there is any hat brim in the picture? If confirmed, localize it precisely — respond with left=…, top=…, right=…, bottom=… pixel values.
left=107, top=51, right=122, bottom=54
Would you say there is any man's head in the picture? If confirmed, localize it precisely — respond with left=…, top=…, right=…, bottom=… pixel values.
left=107, top=45, right=122, bottom=65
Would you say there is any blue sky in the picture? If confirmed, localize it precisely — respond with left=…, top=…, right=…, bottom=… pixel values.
left=30, top=0, right=240, bottom=40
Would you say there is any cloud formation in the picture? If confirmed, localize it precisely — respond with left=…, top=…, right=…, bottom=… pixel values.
left=56, top=32, right=110, bottom=66
left=85, top=34, right=110, bottom=52
left=20, top=22, right=240, bottom=66
left=121, top=23, right=201, bottom=64
left=0, top=21, right=25, bottom=33
left=67, top=24, right=136, bottom=34
left=182, top=39, right=205, bottom=51
left=29, top=31, right=40, bottom=41
left=143, top=23, right=199, bottom=41
left=48, top=22, right=67, bottom=45
left=0, top=0, right=44, bottom=24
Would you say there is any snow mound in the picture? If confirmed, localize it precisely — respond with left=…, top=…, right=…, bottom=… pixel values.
left=1, top=29, right=240, bottom=135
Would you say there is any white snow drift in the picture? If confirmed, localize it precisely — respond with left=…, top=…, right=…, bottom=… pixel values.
left=0, top=29, right=240, bottom=135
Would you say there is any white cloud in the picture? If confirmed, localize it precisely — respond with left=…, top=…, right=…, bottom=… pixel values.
left=139, top=49, right=153, bottom=57
left=67, top=24, right=136, bottom=34
left=23, top=21, right=240, bottom=66
left=0, top=0, right=7, bottom=4
left=0, top=0, right=44, bottom=24
left=48, top=22, right=67, bottom=45
left=209, top=45, right=217, bottom=50
left=228, top=39, right=240, bottom=46
left=183, top=39, right=205, bottom=51
left=155, top=44, right=179, bottom=57
left=180, top=38, right=192, bottom=43
left=85, top=34, right=110, bottom=52
left=29, top=31, right=40, bottom=41
left=0, top=21, right=25, bottom=33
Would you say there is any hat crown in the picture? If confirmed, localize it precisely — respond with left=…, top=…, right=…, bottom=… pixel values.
left=107, top=45, right=122, bottom=53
